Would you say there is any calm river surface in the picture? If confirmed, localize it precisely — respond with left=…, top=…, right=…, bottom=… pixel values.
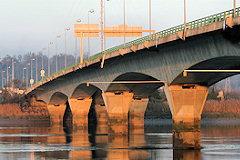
left=0, top=119, right=239, bottom=160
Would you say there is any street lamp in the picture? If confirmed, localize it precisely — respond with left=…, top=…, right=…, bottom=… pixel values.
left=124, top=0, right=126, bottom=48
left=11, top=59, right=16, bottom=82
left=65, top=28, right=70, bottom=68
left=75, top=19, right=81, bottom=64
left=184, top=0, right=186, bottom=28
left=2, top=71, right=5, bottom=88
left=234, top=0, right=236, bottom=17
left=149, top=0, right=151, bottom=40
left=48, top=42, right=53, bottom=76
left=56, top=35, right=61, bottom=72
left=26, top=63, right=30, bottom=89
left=104, top=0, right=110, bottom=54
left=23, top=67, right=26, bottom=88
left=6, top=66, right=10, bottom=88
left=30, top=58, right=35, bottom=87
left=41, top=48, right=46, bottom=80
left=88, top=9, right=94, bottom=61
left=35, top=53, right=40, bottom=83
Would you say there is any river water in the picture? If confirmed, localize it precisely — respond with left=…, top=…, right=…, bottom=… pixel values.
left=0, top=119, right=239, bottom=160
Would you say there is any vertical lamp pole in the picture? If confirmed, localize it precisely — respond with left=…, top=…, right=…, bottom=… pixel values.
left=104, top=0, right=110, bottom=54
left=149, top=0, right=151, bottom=40
left=41, top=48, right=46, bottom=80
left=65, top=28, right=70, bottom=68
left=75, top=37, right=78, bottom=64
left=11, top=60, right=16, bottom=88
left=6, top=66, right=10, bottom=88
left=234, top=0, right=236, bottom=17
left=30, top=59, right=35, bottom=86
left=124, top=0, right=126, bottom=48
left=2, top=71, right=5, bottom=88
left=26, top=64, right=30, bottom=89
left=56, top=36, right=61, bottom=72
left=23, top=68, right=26, bottom=88
left=184, top=0, right=186, bottom=28
left=23, top=68, right=25, bottom=81
left=48, top=42, right=53, bottom=77
left=76, top=19, right=81, bottom=64
left=36, top=54, right=38, bottom=83
left=88, top=9, right=94, bottom=61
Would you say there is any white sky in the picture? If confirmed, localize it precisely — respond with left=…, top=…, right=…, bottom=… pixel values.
left=0, top=0, right=238, bottom=58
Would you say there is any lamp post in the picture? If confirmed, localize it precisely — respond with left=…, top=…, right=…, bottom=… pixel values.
left=55, top=35, right=61, bottom=72
left=26, top=63, right=30, bottom=89
left=41, top=48, right=46, bottom=80
left=234, top=0, right=236, bottom=17
left=11, top=60, right=16, bottom=88
left=30, top=58, right=35, bottom=87
left=149, top=0, right=151, bottom=40
left=23, top=67, right=26, bottom=88
left=2, top=71, right=5, bottom=88
left=104, top=0, right=110, bottom=54
left=65, top=28, right=70, bottom=68
left=124, top=0, right=126, bottom=48
left=11, top=59, right=16, bottom=82
left=48, top=42, right=53, bottom=77
left=6, top=66, right=10, bottom=88
left=76, top=19, right=81, bottom=64
left=184, top=0, right=186, bottom=28
left=35, top=53, right=40, bottom=83
left=88, top=9, right=94, bottom=61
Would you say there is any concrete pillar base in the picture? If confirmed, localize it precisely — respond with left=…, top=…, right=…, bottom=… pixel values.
left=68, top=98, right=92, bottom=129
left=102, top=91, right=133, bottom=135
left=164, top=85, right=208, bottom=149
left=47, top=104, right=67, bottom=126
left=129, top=98, right=149, bottom=130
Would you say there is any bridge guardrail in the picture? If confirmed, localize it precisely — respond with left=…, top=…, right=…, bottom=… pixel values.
left=29, top=7, right=240, bottom=91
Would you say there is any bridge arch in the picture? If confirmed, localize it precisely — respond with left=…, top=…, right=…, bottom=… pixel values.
left=171, top=56, right=240, bottom=86
left=106, top=72, right=165, bottom=98
left=49, top=92, right=68, bottom=105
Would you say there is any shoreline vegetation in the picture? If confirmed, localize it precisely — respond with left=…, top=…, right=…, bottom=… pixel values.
left=0, top=99, right=239, bottom=121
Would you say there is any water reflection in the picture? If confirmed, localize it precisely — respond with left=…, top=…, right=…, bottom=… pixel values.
left=0, top=119, right=239, bottom=159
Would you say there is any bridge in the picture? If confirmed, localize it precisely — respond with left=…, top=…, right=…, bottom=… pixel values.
left=26, top=8, right=240, bottom=149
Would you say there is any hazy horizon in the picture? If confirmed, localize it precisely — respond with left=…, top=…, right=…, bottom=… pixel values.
left=0, top=0, right=238, bottom=58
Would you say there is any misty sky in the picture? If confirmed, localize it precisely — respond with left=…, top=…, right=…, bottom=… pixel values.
left=0, top=0, right=238, bottom=58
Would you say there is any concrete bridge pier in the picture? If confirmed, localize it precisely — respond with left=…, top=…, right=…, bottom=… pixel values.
left=129, top=98, right=149, bottom=131
left=68, top=98, right=92, bottom=129
left=47, top=104, right=67, bottom=126
left=102, top=91, right=133, bottom=135
left=164, top=85, right=209, bottom=149
left=95, top=105, right=108, bottom=134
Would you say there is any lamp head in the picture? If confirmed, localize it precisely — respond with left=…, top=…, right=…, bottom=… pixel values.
left=76, top=19, right=81, bottom=23
left=89, top=9, right=94, bottom=13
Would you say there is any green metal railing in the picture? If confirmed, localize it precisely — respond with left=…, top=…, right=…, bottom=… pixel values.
left=29, top=7, right=240, bottom=91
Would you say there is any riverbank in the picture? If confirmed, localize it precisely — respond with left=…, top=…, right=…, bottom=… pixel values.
left=0, top=99, right=239, bottom=121
left=0, top=103, right=49, bottom=120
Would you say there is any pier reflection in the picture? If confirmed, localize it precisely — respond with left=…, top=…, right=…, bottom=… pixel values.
left=0, top=119, right=239, bottom=159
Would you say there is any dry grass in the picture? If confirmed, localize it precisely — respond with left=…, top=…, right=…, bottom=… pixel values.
left=203, top=100, right=240, bottom=114
left=0, top=104, right=49, bottom=120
